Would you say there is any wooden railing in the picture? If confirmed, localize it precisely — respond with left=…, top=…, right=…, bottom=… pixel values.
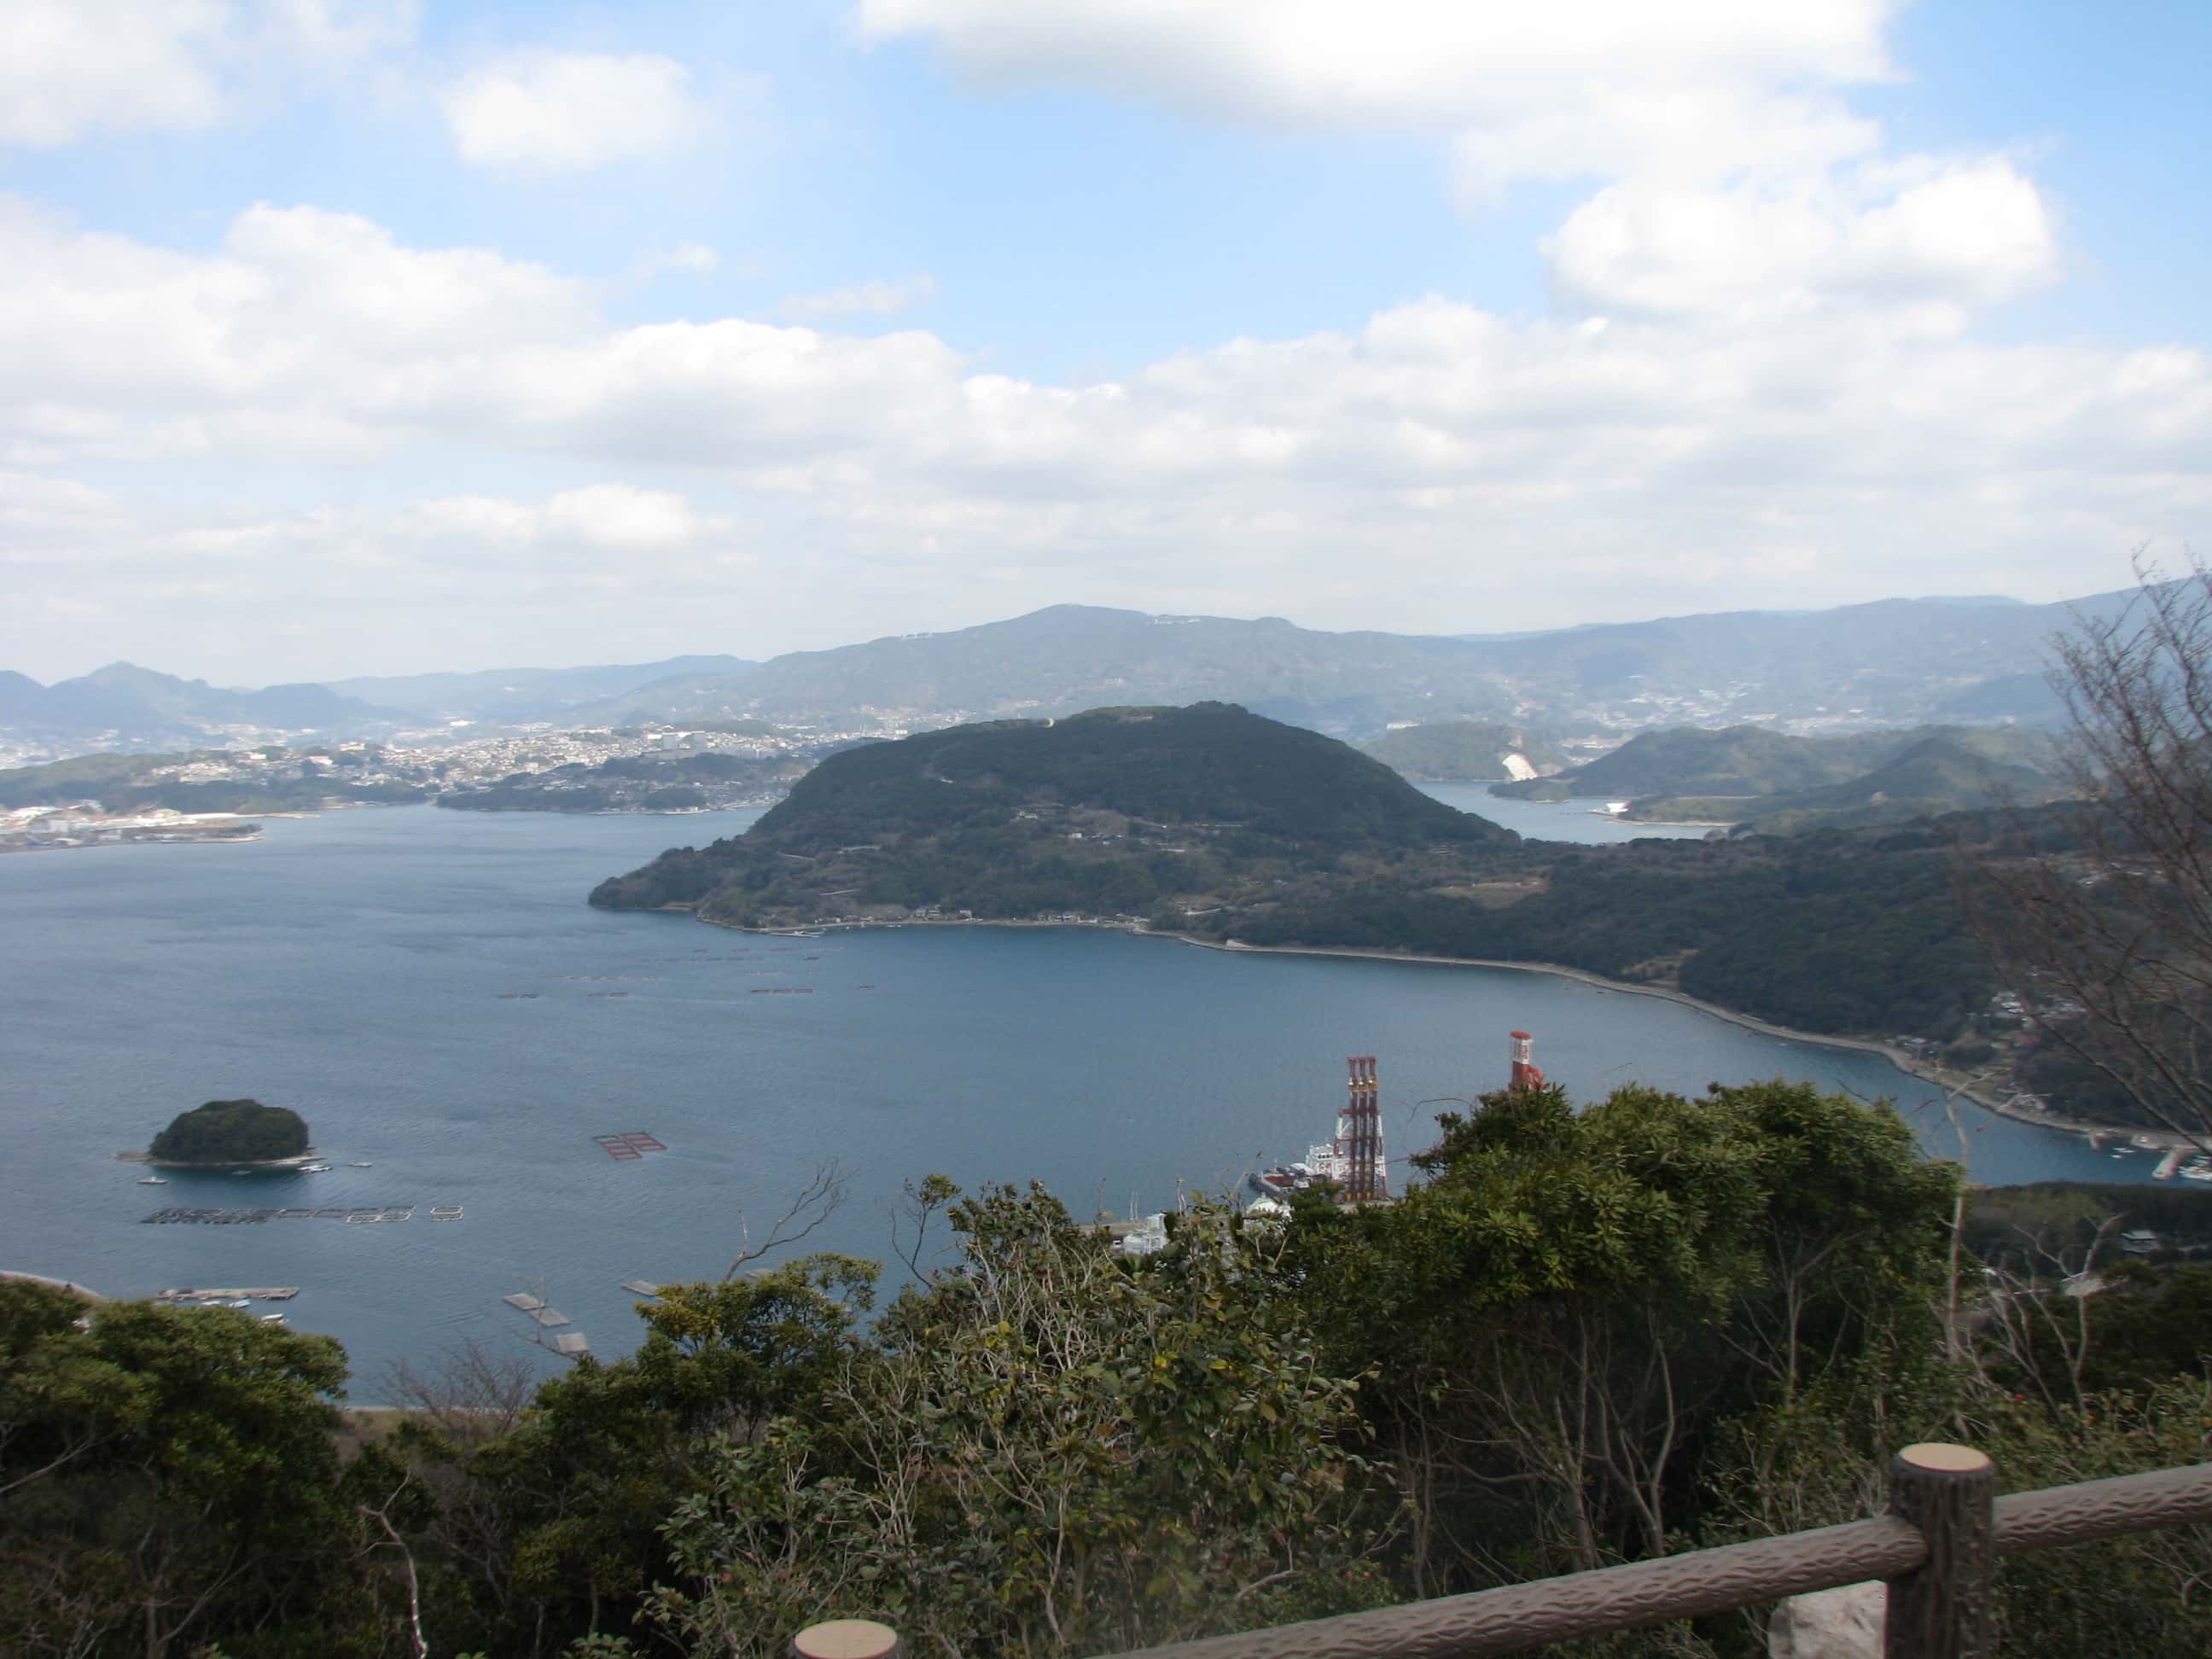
left=791, top=1446, right=2212, bottom=1659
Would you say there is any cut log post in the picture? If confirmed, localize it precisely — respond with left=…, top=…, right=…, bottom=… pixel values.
left=792, top=1620, right=902, bottom=1659
left=1884, top=1443, right=1994, bottom=1659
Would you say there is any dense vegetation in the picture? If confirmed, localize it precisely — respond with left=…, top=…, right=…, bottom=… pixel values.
left=1231, top=826, right=1996, bottom=1035
left=750, top=703, right=1493, bottom=848
left=1495, top=723, right=2057, bottom=803
left=10, top=1083, right=2209, bottom=1657
left=590, top=703, right=1512, bottom=924
left=1493, top=724, right=2065, bottom=834
left=591, top=703, right=2015, bottom=1039
left=148, top=1097, right=309, bottom=1163
left=1636, top=737, right=2066, bottom=833
left=1359, top=720, right=1567, bottom=781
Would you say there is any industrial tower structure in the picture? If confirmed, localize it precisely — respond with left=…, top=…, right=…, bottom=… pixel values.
left=1509, top=1030, right=1545, bottom=1091
left=1336, top=1055, right=1387, bottom=1202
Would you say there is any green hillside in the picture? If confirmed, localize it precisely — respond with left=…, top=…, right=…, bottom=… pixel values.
left=588, top=701, right=2055, bottom=1041
left=1360, top=721, right=1568, bottom=782
left=1628, top=735, right=2067, bottom=831
left=1495, top=724, right=1904, bottom=800
left=0, top=747, right=430, bottom=813
left=591, top=702, right=1511, bottom=923
left=1496, top=722, right=2058, bottom=818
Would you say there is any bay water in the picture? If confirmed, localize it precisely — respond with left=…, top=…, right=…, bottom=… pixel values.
left=0, top=804, right=2147, bottom=1393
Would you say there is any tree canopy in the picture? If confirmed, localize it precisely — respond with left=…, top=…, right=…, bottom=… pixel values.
left=147, top=1097, right=308, bottom=1164
left=12, top=1082, right=2212, bottom=1656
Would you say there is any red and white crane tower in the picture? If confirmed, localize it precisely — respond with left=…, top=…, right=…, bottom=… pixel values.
left=1509, top=1029, right=1545, bottom=1091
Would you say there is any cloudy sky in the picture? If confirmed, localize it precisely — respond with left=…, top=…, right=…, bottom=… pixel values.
left=3, top=0, right=2207, bottom=684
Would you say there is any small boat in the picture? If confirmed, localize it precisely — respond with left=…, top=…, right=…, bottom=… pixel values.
left=137, top=1176, right=168, bottom=1185
left=231, top=1168, right=252, bottom=1177
left=300, top=1162, right=332, bottom=1173
left=259, top=1313, right=287, bottom=1324
left=346, top=1161, right=372, bottom=1168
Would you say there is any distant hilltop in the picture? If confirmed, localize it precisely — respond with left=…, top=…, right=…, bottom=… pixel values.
left=590, top=702, right=1512, bottom=928
left=589, top=699, right=2053, bottom=1046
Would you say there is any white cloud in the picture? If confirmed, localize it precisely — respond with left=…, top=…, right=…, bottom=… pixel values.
left=1544, top=158, right=2058, bottom=329
left=783, top=274, right=939, bottom=318
left=441, top=51, right=707, bottom=172
left=0, top=0, right=416, bottom=147
left=1, top=0, right=229, bottom=145
left=855, top=0, right=1897, bottom=189
left=0, top=195, right=2203, bottom=679
left=410, top=485, right=731, bottom=554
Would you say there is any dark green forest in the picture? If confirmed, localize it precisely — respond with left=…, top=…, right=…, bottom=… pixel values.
left=9, top=1082, right=2209, bottom=1657
left=146, top=1098, right=309, bottom=1164
left=591, top=704, right=2008, bottom=1039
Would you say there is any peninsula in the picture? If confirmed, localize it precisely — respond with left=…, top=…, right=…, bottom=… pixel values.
left=591, top=702, right=2011, bottom=1045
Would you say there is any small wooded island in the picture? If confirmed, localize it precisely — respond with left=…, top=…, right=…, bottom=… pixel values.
left=148, top=1098, right=310, bottom=1165
left=588, top=702, right=2053, bottom=1049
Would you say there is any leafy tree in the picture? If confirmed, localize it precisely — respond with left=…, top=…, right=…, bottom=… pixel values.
left=644, top=1184, right=1394, bottom=1658
left=1277, top=1080, right=1955, bottom=1590
left=381, top=1256, right=877, bottom=1655
left=0, top=1289, right=359, bottom=1657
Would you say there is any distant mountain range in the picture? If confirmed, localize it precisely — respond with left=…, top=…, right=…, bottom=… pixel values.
left=326, top=655, right=758, bottom=725
left=0, top=663, right=397, bottom=754
left=553, top=591, right=2116, bottom=736
left=3, top=586, right=2136, bottom=760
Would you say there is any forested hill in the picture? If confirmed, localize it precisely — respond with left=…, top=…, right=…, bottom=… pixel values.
left=1497, top=722, right=2056, bottom=801
left=588, top=702, right=2026, bottom=1042
left=590, top=703, right=1511, bottom=924
left=1359, top=720, right=1568, bottom=782
left=755, top=702, right=1499, bottom=850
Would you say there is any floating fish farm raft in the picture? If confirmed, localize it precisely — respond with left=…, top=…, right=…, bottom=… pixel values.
left=140, top=1203, right=457, bottom=1225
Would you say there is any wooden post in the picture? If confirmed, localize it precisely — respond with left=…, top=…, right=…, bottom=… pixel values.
left=792, top=1620, right=903, bottom=1659
left=1885, top=1442, right=1995, bottom=1659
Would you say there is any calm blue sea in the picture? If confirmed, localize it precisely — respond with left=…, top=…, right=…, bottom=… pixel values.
left=0, top=803, right=2148, bottom=1395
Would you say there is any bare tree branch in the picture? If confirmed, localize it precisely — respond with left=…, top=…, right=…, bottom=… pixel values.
left=725, top=1160, right=847, bottom=1281
left=1956, top=550, right=2212, bottom=1150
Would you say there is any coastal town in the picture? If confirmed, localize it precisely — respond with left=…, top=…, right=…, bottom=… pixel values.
left=0, top=713, right=911, bottom=844
left=0, top=805, right=264, bottom=853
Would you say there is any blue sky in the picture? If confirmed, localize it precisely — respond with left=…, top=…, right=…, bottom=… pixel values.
left=2, top=1, right=2207, bottom=683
